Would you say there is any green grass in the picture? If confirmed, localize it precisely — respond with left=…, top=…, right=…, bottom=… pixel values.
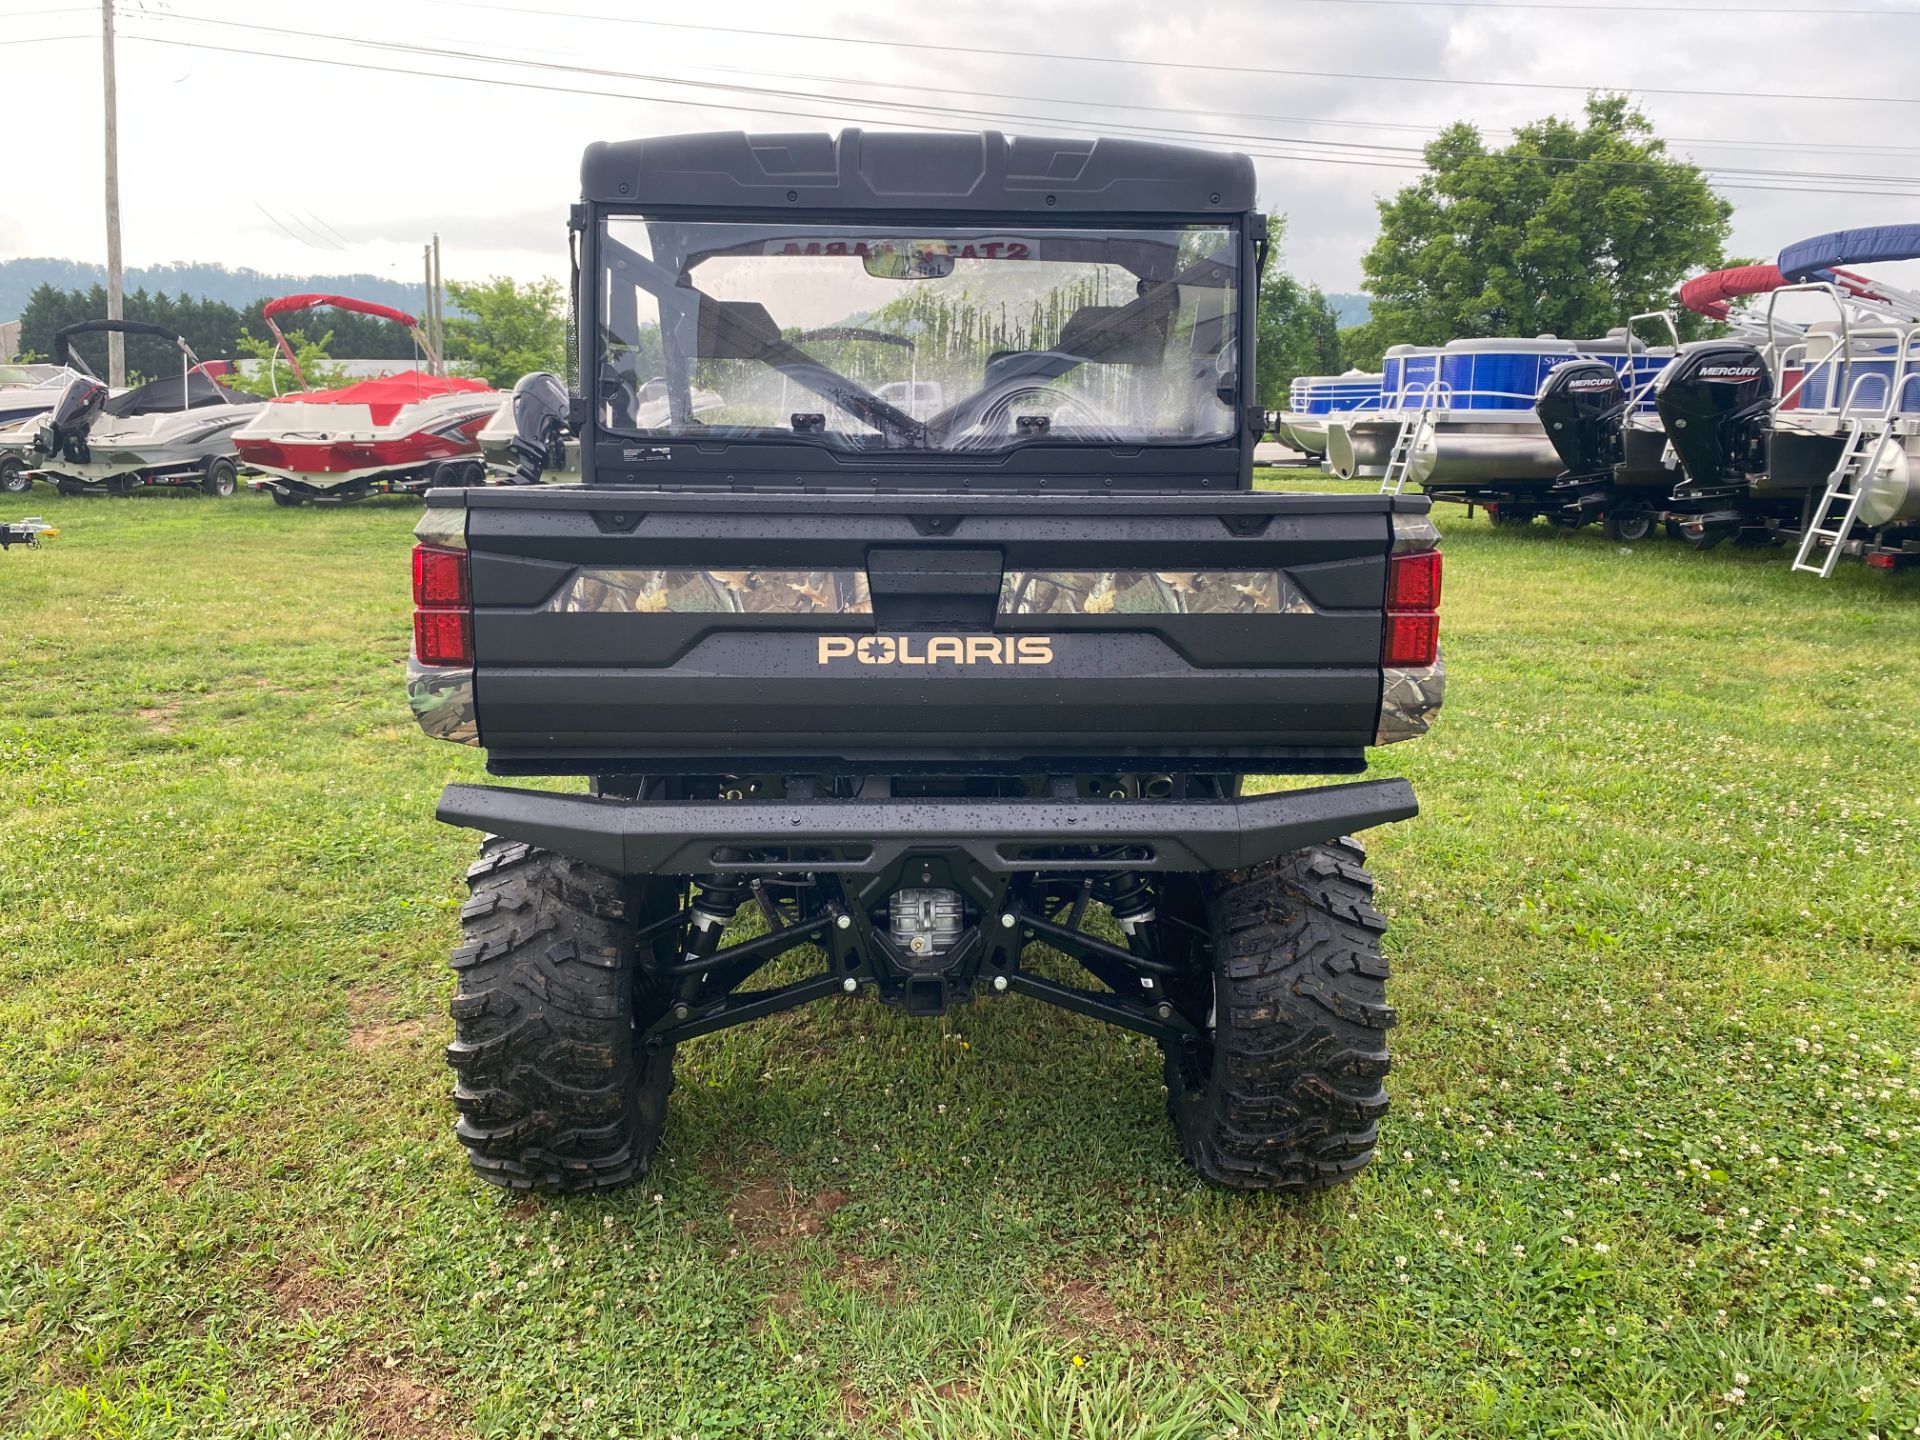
left=2, top=478, right=1917, bottom=1439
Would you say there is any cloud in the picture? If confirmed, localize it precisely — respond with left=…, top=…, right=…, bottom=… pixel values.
left=4, top=0, right=1917, bottom=306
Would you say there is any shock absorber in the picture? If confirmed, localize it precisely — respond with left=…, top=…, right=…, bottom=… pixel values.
left=677, top=860, right=750, bottom=1005
left=1100, top=871, right=1162, bottom=987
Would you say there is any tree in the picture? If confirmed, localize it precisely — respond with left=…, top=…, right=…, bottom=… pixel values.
left=223, top=328, right=351, bottom=397
left=444, top=276, right=566, bottom=387
left=17, top=283, right=419, bottom=381
left=1358, top=95, right=1730, bottom=352
left=1254, top=216, right=1343, bottom=407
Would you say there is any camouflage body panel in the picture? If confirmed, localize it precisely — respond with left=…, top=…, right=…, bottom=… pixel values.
left=408, top=658, right=478, bottom=745
left=414, top=505, right=468, bottom=551
left=543, top=569, right=874, bottom=614
left=998, top=570, right=1316, bottom=615
left=1391, top=513, right=1441, bottom=553
left=1376, top=658, right=1445, bottom=745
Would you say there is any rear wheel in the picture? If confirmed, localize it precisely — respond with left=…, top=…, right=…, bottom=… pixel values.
left=446, top=838, right=679, bottom=1192
left=202, top=456, right=238, bottom=498
left=0, top=456, right=28, bottom=494
left=1161, top=841, right=1394, bottom=1191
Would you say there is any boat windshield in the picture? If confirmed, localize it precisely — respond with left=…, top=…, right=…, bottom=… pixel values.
left=598, top=217, right=1240, bottom=453
left=0, top=364, right=64, bottom=389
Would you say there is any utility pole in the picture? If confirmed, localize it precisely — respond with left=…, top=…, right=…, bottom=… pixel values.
left=423, top=242, right=437, bottom=373
left=101, top=0, right=125, bottom=387
left=432, top=232, right=445, bottom=374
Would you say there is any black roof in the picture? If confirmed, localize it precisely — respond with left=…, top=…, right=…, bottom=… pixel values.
left=103, top=370, right=248, bottom=418
left=580, top=129, right=1255, bottom=216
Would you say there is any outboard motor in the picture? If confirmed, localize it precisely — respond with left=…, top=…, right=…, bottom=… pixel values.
left=35, top=375, right=109, bottom=463
left=507, top=371, right=570, bottom=484
left=1654, top=341, right=1773, bottom=548
left=1537, top=359, right=1626, bottom=517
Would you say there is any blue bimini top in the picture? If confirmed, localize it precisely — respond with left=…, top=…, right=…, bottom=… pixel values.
left=1779, top=225, right=1920, bottom=282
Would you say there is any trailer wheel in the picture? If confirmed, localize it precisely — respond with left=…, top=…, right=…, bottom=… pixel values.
left=1161, top=841, right=1393, bottom=1192
left=1604, top=507, right=1654, bottom=543
left=202, top=457, right=238, bottom=498
left=446, top=837, right=679, bottom=1193
left=0, top=457, right=28, bottom=494
left=270, top=488, right=305, bottom=507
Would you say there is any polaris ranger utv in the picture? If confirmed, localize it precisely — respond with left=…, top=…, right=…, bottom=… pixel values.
left=408, top=130, right=1443, bottom=1193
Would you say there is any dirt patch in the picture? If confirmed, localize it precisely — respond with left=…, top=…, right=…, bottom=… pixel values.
left=301, top=1354, right=458, bottom=1440
left=136, top=702, right=183, bottom=734
left=797, top=1187, right=851, bottom=1236
left=1048, top=1277, right=1155, bottom=1350
left=346, top=1018, right=429, bottom=1054
left=831, top=1252, right=905, bottom=1304
left=725, top=1179, right=852, bottom=1248
left=346, top=984, right=430, bottom=1054
left=267, top=1261, right=358, bottom=1324
left=838, top=1381, right=872, bottom=1427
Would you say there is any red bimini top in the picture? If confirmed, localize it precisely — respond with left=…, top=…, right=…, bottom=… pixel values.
left=1678, top=264, right=1790, bottom=321
left=270, top=370, right=493, bottom=426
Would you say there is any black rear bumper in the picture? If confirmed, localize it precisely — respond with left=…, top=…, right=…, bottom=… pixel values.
left=436, top=776, right=1417, bottom=876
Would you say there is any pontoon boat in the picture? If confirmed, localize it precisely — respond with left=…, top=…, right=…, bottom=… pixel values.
left=1273, top=370, right=1381, bottom=462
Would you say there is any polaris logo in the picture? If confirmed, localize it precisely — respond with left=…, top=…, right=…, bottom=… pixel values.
left=1698, top=365, right=1762, bottom=381
left=818, top=635, right=1054, bottom=666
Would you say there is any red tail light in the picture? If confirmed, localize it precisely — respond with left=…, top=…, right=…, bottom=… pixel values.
left=414, top=609, right=473, bottom=667
left=1383, top=548, right=1442, bottom=667
left=413, top=543, right=470, bottom=607
left=412, top=543, right=472, bottom=665
left=1386, top=549, right=1442, bottom=610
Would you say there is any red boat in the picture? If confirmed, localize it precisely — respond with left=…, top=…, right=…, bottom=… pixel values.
left=232, top=294, right=499, bottom=504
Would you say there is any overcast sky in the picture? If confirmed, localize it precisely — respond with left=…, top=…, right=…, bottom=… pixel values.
left=5, top=0, right=1920, bottom=301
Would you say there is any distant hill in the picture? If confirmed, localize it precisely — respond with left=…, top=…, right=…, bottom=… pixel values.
left=1325, top=292, right=1371, bottom=328
left=0, top=258, right=427, bottom=322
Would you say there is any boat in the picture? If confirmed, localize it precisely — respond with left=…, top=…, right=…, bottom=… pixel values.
left=1342, top=333, right=1674, bottom=528
left=1769, top=226, right=1920, bottom=572
left=0, top=362, right=88, bottom=493
left=4, top=319, right=260, bottom=497
left=1535, top=280, right=1805, bottom=543
left=479, top=374, right=730, bottom=481
left=231, top=294, right=498, bottom=504
left=1274, top=371, right=1382, bottom=463
left=1649, top=231, right=1920, bottom=569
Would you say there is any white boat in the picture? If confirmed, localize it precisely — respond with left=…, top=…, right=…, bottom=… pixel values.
left=2, top=319, right=259, bottom=496
left=0, top=362, right=87, bottom=493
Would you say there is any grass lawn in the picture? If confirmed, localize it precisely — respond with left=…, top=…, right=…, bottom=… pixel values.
left=1, top=476, right=1917, bottom=1439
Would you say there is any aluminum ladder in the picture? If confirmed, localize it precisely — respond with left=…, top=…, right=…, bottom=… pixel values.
left=1791, top=418, right=1896, bottom=577
left=1379, top=384, right=1444, bottom=495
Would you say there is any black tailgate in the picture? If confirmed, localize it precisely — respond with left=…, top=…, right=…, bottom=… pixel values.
left=453, top=489, right=1413, bottom=769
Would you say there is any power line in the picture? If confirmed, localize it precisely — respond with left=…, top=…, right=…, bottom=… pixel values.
left=414, top=0, right=1920, bottom=107
left=123, top=13, right=1920, bottom=196
left=1220, top=0, right=1919, bottom=11
left=120, top=30, right=1920, bottom=202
